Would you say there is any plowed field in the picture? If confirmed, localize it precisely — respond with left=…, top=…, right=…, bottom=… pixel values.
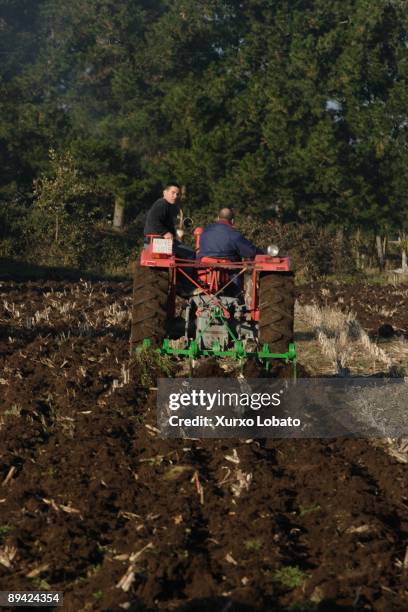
left=0, top=280, right=407, bottom=611
left=299, top=281, right=408, bottom=336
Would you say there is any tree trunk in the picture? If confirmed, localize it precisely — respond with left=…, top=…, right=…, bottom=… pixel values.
left=113, top=195, right=125, bottom=230
left=402, top=249, right=408, bottom=272
left=354, top=228, right=361, bottom=270
left=355, top=248, right=360, bottom=270
left=375, top=235, right=385, bottom=271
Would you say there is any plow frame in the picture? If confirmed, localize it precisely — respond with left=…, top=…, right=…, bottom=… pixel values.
left=138, top=305, right=297, bottom=378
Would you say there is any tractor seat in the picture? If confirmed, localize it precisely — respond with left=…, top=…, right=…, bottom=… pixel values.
left=199, top=256, right=235, bottom=265
left=197, top=257, right=235, bottom=291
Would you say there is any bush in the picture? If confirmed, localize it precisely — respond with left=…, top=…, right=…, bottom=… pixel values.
left=25, top=149, right=101, bottom=269
left=230, top=217, right=357, bottom=279
left=0, top=199, right=31, bottom=258
left=25, top=203, right=94, bottom=268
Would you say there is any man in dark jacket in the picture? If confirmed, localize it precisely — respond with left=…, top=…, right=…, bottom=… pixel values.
left=144, top=183, right=195, bottom=261
left=144, top=183, right=180, bottom=238
left=199, top=208, right=262, bottom=260
left=198, top=208, right=262, bottom=295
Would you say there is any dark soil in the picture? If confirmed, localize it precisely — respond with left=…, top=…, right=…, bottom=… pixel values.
left=0, top=280, right=407, bottom=611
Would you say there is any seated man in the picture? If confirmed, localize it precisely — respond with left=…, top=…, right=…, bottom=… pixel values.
left=144, top=182, right=195, bottom=261
left=199, top=208, right=262, bottom=260
left=198, top=208, right=262, bottom=294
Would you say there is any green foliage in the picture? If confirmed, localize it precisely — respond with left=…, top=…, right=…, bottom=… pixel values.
left=0, top=0, right=52, bottom=198
left=244, top=538, right=263, bottom=552
left=28, top=149, right=99, bottom=267
left=30, top=578, right=51, bottom=591
left=33, top=149, right=93, bottom=238
left=287, top=602, right=318, bottom=612
left=0, top=525, right=13, bottom=541
left=1, top=0, right=407, bottom=269
left=26, top=207, right=93, bottom=269
left=229, top=217, right=357, bottom=279
left=298, top=504, right=321, bottom=518
left=272, top=565, right=308, bottom=589
left=0, top=200, right=30, bottom=258
left=0, top=239, right=14, bottom=258
left=132, top=346, right=174, bottom=387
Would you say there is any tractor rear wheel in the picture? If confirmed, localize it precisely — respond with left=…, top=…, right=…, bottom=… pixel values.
left=130, top=264, right=169, bottom=351
left=258, top=272, right=295, bottom=353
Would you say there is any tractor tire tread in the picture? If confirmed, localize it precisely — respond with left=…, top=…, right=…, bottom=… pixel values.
left=258, top=272, right=294, bottom=353
left=130, top=265, right=169, bottom=350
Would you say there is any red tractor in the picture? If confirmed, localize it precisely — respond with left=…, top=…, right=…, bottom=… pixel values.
left=131, top=229, right=296, bottom=373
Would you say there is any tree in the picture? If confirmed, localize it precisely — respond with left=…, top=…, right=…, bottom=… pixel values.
left=142, top=0, right=408, bottom=227
left=1, top=0, right=407, bottom=241
left=33, top=148, right=94, bottom=241
left=30, top=148, right=98, bottom=267
left=0, top=0, right=52, bottom=198
left=35, top=0, right=167, bottom=227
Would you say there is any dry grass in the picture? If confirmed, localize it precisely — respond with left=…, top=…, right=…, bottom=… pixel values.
left=295, top=301, right=407, bottom=463
left=366, top=304, right=398, bottom=318
left=296, top=302, right=398, bottom=375
left=1, top=283, right=131, bottom=336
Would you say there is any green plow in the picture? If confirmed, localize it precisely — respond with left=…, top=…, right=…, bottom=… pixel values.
left=137, top=306, right=297, bottom=379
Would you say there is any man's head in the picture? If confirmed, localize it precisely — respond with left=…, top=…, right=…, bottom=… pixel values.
left=218, top=208, right=234, bottom=224
left=163, top=182, right=181, bottom=205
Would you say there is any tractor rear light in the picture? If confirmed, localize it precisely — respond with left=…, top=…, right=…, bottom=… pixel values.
left=152, top=238, right=173, bottom=257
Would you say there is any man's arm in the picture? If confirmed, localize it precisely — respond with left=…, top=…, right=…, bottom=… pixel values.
left=235, top=232, right=260, bottom=258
